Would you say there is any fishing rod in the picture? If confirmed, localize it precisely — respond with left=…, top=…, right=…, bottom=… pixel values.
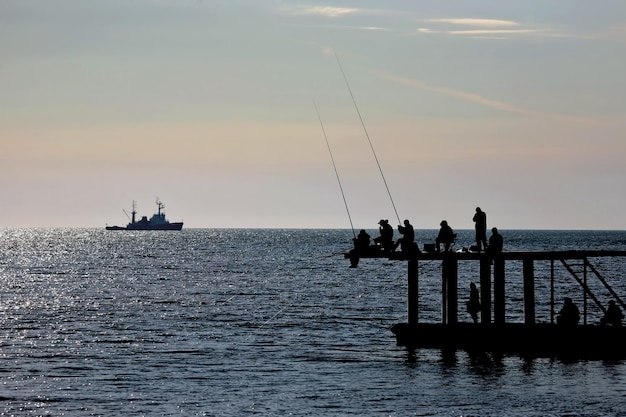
left=314, top=100, right=356, bottom=239
left=335, top=53, right=402, bottom=226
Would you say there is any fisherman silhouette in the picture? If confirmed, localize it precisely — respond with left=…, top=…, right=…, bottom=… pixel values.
left=485, top=227, right=503, bottom=255
left=473, top=207, right=487, bottom=252
left=557, top=297, right=580, bottom=326
left=394, top=219, right=416, bottom=253
left=353, top=229, right=371, bottom=252
left=601, top=300, right=624, bottom=326
left=373, top=219, right=394, bottom=252
left=348, top=229, right=371, bottom=268
left=435, top=220, right=455, bottom=252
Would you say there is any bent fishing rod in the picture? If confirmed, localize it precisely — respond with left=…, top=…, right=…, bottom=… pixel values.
left=313, top=100, right=356, bottom=239
left=335, top=53, right=402, bottom=226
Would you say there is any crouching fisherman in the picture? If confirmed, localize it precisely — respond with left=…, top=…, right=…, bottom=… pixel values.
left=348, top=229, right=371, bottom=268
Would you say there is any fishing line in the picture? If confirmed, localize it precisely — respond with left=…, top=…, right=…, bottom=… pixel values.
left=314, top=100, right=356, bottom=239
left=335, top=53, right=402, bottom=226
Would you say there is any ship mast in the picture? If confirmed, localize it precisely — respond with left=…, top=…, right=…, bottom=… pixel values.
left=156, top=198, right=164, bottom=216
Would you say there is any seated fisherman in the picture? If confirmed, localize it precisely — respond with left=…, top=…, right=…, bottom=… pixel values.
left=601, top=300, right=624, bottom=326
left=435, top=220, right=455, bottom=252
left=394, top=219, right=416, bottom=253
left=348, top=229, right=371, bottom=268
left=557, top=297, right=580, bottom=326
left=353, top=229, right=371, bottom=253
left=485, top=227, right=503, bottom=255
left=373, top=219, right=394, bottom=252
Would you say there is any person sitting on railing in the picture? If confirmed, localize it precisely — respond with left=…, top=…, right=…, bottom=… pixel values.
left=600, top=300, right=624, bottom=326
left=557, top=297, right=580, bottom=326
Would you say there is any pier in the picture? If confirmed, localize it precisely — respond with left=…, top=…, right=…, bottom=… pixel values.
left=354, top=249, right=626, bottom=359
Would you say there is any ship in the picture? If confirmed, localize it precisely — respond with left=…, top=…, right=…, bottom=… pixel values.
left=106, top=199, right=183, bottom=231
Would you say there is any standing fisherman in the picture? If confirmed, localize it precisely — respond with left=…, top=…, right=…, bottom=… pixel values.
left=473, top=207, right=487, bottom=252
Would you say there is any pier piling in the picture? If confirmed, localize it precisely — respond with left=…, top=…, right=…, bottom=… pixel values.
left=494, top=258, right=505, bottom=324
left=479, top=259, right=492, bottom=325
left=407, top=259, right=418, bottom=325
left=523, top=259, right=536, bottom=325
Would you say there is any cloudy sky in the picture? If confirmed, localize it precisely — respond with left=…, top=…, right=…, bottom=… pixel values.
left=2, top=0, right=625, bottom=229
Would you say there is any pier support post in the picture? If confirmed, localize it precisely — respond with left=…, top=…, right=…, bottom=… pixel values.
left=442, top=255, right=458, bottom=325
left=479, top=258, right=492, bottom=325
left=408, top=259, right=418, bottom=325
left=493, top=257, right=505, bottom=324
left=523, top=259, right=536, bottom=325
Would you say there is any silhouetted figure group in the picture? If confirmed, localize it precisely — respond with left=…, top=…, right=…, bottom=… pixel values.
left=425, top=207, right=503, bottom=255
left=348, top=205, right=506, bottom=267
left=349, top=218, right=423, bottom=267
left=555, top=297, right=623, bottom=327
left=362, top=206, right=507, bottom=257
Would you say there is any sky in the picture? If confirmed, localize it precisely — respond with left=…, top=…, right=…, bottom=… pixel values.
left=2, top=0, right=626, bottom=230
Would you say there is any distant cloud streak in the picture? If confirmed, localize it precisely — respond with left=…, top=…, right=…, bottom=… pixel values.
left=450, top=29, right=538, bottom=36
left=281, top=6, right=358, bottom=18
left=373, top=71, right=534, bottom=115
left=426, top=18, right=519, bottom=27
left=416, top=17, right=552, bottom=39
left=373, top=71, right=594, bottom=124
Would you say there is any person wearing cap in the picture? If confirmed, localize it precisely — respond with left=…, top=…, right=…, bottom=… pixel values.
left=373, top=219, right=394, bottom=252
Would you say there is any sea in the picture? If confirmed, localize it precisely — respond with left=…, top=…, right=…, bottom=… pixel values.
left=1, top=228, right=626, bottom=416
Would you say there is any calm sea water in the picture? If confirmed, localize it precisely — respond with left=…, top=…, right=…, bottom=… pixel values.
left=1, top=228, right=626, bottom=416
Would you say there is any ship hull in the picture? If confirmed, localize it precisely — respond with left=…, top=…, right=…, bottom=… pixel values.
left=106, top=222, right=183, bottom=231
